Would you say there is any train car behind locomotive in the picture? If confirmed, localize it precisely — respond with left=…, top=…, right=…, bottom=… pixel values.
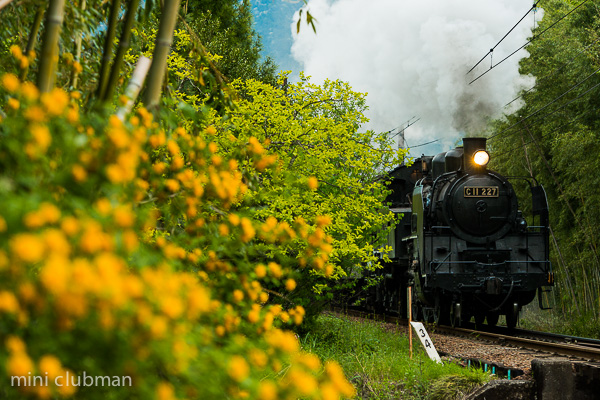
left=365, top=137, right=553, bottom=329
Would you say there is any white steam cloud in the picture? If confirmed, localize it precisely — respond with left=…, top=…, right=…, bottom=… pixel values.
left=291, top=0, right=538, bottom=155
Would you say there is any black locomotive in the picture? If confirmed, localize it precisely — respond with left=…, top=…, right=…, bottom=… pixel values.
left=364, top=137, right=553, bottom=328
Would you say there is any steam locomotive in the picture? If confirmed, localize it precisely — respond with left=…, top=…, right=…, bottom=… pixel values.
left=364, top=137, right=553, bottom=328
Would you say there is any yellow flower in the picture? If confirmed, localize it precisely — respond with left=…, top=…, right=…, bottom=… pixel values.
left=95, top=198, right=112, bottom=216
left=9, top=45, right=22, bottom=59
left=165, top=179, right=180, bottom=192
left=320, top=383, right=340, bottom=400
left=258, top=380, right=277, bottom=400
left=219, top=224, right=229, bottom=236
left=6, top=351, right=34, bottom=377
left=289, top=368, right=318, bottom=396
left=240, top=218, right=255, bottom=242
left=73, top=61, right=83, bottom=74
left=150, top=316, right=168, bottom=339
left=285, top=279, right=297, bottom=291
left=0, top=291, right=19, bottom=313
left=0, top=216, right=7, bottom=232
left=265, top=329, right=299, bottom=352
left=214, top=325, right=225, bottom=337
left=307, top=176, right=319, bottom=190
left=41, top=88, right=69, bottom=116
left=60, top=216, right=80, bottom=236
left=72, top=164, right=87, bottom=182
left=113, top=205, right=134, bottom=228
left=5, top=336, right=26, bottom=353
left=228, top=356, right=249, bottom=382
left=18, top=282, right=36, bottom=303
left=108, top=127, right=130, bottom=148
left=232, top=289, right=244, bottom=303
left=268, top=262, right=282, bottom=279
left=7, top=97, right=19, bottom=110
left=161, top=296, right=183, bottom=319
left=187, top=286, right=210, bottom=317
left=67, top=106, right=79, bottom=123
left=247, top=137, right=264, bottom=154
left=56, top=369, right=77, bottom=396
left=326, top=361, right=356, bottom=397
left=10, top=233, right=45, bottom=263
left=40, top=256, right=70, bottom=294
left=39, top=202, right=61, bottom=224
left=1, top=73, right=19, bottom=92
left=156, top=381, right=175, bottom=400
left=39, top=355, right=62, bottom=381
left=248, top=306, right=260, bottom=324
left=255, top=264, right=266, bottom=278
left=43, top=229, right=71, bottom=257
left=122, top=230, right=139, bottom=253
left=30, top=124, right=52, bottom=151
left=205, top=125, right=217, bottom=135
left=21, top=82, right=39, bottom=101
left=106, top=164, right=126, bottom=183
left=24, top=105, right=46, bottom=122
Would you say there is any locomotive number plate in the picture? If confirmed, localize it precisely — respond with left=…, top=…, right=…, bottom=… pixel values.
left=464, top=186, right=499, bottom=197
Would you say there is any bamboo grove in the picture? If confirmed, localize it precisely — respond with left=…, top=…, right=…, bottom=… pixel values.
left=488, top=0, right=600, bottom=336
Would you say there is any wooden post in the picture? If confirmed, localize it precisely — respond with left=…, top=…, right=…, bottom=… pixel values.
left=116, top=55, right=152, bottom=120
left=409, top=286, right=413, bottom=360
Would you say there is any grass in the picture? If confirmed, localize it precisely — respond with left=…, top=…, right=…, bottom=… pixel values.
left=519, top=300, right=600, bottom=339
left=300, top=314, right=493, bottom=399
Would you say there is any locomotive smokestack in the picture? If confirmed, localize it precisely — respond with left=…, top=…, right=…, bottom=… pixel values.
left=462, top=137, right=488, bottom=174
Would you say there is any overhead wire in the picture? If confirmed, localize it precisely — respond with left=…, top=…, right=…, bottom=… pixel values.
left=388, top=117, right=420, bottom=140
left=504, top=36, right=600, bottom=108
left=408, top=139, right=440, bottom=149
left=467, top=1, right=542, bottom=75
left=489, top=65, right=600, bottom=140
left=469, top=0, right=592, bottom=85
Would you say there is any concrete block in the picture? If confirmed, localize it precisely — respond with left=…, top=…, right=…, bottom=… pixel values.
left=464, top=379, right=535, bottom=400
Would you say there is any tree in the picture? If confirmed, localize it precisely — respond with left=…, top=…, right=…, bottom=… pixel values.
left=210, top=73, right=406, bottom=321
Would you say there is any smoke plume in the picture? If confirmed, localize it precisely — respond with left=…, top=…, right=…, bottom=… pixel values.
left=291, top=0, right=538, bottom=155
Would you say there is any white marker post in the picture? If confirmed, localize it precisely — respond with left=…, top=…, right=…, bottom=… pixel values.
left=409, top=321, right=442, bottom=364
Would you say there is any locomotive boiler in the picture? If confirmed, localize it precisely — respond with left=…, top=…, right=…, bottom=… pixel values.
left=365, top=137, right=553, bottom=328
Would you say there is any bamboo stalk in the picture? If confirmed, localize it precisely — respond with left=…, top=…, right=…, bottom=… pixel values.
left=103, top=0, right=141, bottom=101
left=550, top=227, right=580, bottom=315
left=70, top=0, right=87, bottom=89
left=37, top=0, right=66, bottom=93
left=116, top=55, right=152, bottom=120
left=0, top=0, right=14, bottom=11
left=20, top=7, right=44, bottom=80
left=143, top=0, right=181, bottom=109
left=96, top=0, right=122, bottom=99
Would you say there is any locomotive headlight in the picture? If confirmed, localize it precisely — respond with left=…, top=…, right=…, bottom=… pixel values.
left=473, top=150, right=490, bottom=166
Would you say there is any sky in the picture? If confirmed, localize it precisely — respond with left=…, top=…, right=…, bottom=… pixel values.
left=251, top=0, right=540, bottom=157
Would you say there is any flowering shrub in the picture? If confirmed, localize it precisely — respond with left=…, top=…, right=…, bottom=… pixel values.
left=0, top=72, right=355, bottom=399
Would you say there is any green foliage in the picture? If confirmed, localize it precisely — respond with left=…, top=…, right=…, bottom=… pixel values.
left=488, top=0, right=600, bottom=332
left=183, top=0, right=278, bottom=85
left=301, top=315, right=493, bottom=399
left=209, top=73, right=406, bottom=321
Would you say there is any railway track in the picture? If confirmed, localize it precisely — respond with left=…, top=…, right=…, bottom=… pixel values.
left=332, top=307, right=600, bottom=362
